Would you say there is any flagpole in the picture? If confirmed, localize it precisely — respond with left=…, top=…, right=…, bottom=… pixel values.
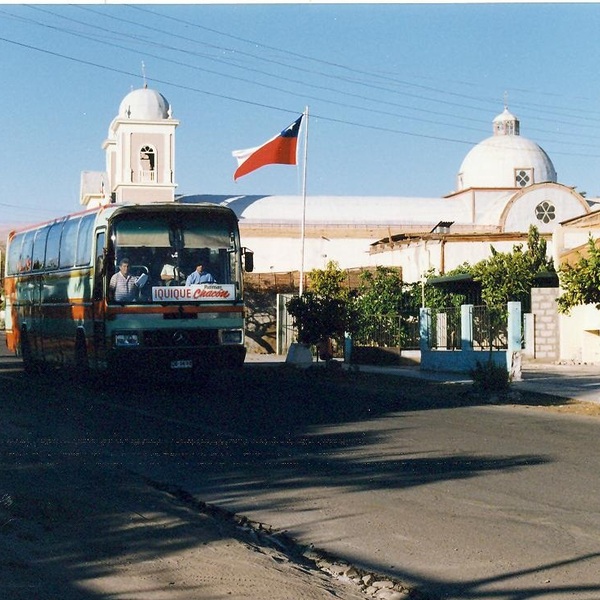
left=299, top=106, right=309, bottom=296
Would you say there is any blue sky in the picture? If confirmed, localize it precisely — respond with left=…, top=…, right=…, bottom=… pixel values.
left=2, top=2, right=600, bottom=227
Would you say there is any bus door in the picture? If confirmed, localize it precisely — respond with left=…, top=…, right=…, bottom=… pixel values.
left=92, top=230, right=108, bottom=366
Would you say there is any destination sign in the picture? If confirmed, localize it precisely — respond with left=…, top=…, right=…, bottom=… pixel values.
left=151, top=284, right=235, bottom=302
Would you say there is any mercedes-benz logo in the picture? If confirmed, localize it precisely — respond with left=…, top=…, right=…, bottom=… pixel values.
left=172, top=331, right=188, bottom=345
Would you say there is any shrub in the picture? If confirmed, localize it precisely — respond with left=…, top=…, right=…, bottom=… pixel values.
left=470, top=359, right=510, bottom=393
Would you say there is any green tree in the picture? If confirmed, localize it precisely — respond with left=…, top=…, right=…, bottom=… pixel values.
left=421, top=265, right=469, bottom=311
left=286, top=261, right=348, bottom=346
left=307, top=260, right=349, bottom=301
left=471, top=225, right=554, bottom=308
left=354, top=266, right=404, bottom=315
left=527, top=225, right=554, bottom=273
left=557, top=235, right=600, bottom=314
left=351, top=266, right=410, bottom=346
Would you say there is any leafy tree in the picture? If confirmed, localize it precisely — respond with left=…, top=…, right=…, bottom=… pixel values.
left=527, top=225, right=554, bottom=273
left=471, top=245, right=532, bottom=307
left=421, top=265, right=469, bottom=310
left=471, top=225, right=554, bottom=308
left=351, top=266, right=417, bottom=346
left=308, top=260, right=348, bottom=300
left=354, top=266, right=404, bottom=315
left=286, top=261, right=348, bottom=346
left=557, top=235, right=600, bottom=314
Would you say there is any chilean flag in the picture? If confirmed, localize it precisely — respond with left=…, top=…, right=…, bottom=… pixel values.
left=232, top=115, right=303, bottom=181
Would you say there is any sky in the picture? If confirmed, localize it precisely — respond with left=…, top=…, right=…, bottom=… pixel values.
left=2, top=2, right=600, bottom=228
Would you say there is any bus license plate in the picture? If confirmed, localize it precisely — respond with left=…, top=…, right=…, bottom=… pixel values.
left=171, top=359, right=193, bottom=369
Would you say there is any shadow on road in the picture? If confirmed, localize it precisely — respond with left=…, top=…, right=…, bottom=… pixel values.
left=1, top=359, right=599, bottom=599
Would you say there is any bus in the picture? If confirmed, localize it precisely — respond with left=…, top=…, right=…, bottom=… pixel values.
left=4, top=202, right=253, bottom=378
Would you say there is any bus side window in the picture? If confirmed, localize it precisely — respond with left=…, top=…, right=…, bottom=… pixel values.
left=93, top=232, right=106, bottom=301
left=45, top=221, right=63, bottom=270
left=31, top=226, right=49, bottom=271
left=59, top=217, right=80, bottom=268
left=20, top=232, right=34, bottom=272
left=76, top=214, right=96, bottom=266
left=7, top=233, right=24, bottom=274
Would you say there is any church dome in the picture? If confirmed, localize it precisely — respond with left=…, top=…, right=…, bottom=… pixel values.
left=118, top=87, right=171, bottom=120
left=457, top=107, right=557, bottom=190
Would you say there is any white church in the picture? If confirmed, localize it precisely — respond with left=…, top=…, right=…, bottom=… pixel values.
left=80, top=85, right=600, bottom=363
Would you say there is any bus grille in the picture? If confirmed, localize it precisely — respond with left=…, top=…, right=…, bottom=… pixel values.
left=143, top=329, right=219, bottom=348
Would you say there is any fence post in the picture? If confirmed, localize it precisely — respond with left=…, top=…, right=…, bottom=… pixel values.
left=507, top=301, right=522, bottom=380
left=344, top=331, right=353, bottom=363
left=461, top=304, right=474, bottom=351
left=419, top=307, right=431, bottom=352
left=276, top=293, right=294, bottom=355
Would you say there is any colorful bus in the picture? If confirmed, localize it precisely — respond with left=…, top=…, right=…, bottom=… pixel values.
left=4, top=202, right=253, bottom=377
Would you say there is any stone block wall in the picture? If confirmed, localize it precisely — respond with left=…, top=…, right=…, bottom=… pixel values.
left=530, top=287, right=560, bottom=362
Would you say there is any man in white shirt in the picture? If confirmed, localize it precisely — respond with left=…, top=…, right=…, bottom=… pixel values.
left=109, top=258, right=146, bottom=302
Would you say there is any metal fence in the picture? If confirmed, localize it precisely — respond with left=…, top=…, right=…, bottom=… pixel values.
left=427, top=305, right=508, bottom=351
left=352, top=311, right=420, bottom=350
left=472, top=305, right=508, bottom=350
left=428, top=306, right=462, bottom=350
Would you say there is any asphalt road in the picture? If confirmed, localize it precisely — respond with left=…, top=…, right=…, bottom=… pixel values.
left=2, top=350, right=600, bottom=599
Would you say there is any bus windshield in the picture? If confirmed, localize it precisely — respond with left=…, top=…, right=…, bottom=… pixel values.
left=108, top=210, right=240, bottom=303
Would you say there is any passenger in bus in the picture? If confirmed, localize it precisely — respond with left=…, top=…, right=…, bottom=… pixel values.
left=185, top=262, right=216, bottom=285
left=109, top=257, right=148, bottom=302
left=160, top=253, right=185, bottom=286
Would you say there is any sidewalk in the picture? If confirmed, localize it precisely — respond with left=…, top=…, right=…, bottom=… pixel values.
left=245, top=352, right=600, bottom=405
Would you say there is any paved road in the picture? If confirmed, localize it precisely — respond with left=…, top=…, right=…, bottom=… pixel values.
left=168, top=392, right=600, bottom=600
left=4, top=343, right=600, bottom=599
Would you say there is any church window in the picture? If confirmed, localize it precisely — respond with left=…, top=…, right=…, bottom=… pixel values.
left=139, top=145, right=156, bottom=182
left=535, top=200, right=556, bottom=224
left=515, top=168, right=533, bottom=187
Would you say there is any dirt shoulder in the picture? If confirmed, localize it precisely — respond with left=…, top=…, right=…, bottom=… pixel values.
left=0, top=390, right=371, bottom=600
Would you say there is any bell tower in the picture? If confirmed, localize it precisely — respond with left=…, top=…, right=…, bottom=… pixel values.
left=102, top=86, right=179, bottom=204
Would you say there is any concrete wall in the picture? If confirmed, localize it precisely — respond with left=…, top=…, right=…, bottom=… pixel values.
left=560, top=303, right=600, bottom=364
left=530, top=287, right=560, bottom=362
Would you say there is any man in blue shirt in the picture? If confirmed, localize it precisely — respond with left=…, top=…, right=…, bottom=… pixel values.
left=185, top=262, right=215, bottom=285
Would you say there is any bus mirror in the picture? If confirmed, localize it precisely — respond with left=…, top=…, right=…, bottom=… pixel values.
left=243, top=248, right=254, bottom=273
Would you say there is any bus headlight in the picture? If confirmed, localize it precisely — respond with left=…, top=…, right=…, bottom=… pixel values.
left=219, top=329, right=244, bottom=345
left=114, top=333, right=140, bottom=347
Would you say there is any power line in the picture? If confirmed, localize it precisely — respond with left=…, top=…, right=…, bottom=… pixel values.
left=7, top=4, right=600, bottom=150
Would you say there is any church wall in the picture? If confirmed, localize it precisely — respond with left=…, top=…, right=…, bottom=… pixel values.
left=243, top=233, right=559, bottom=284
left=503, top=186, right=587, bottom=234
left=471, top=190, right=514, bottom=225
left=390, top=238, right=548, bottom=283
left=240, top=235, right=380, bottom=273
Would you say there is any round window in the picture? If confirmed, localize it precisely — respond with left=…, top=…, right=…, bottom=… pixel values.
left=535, top=201, right=556, bottom=224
